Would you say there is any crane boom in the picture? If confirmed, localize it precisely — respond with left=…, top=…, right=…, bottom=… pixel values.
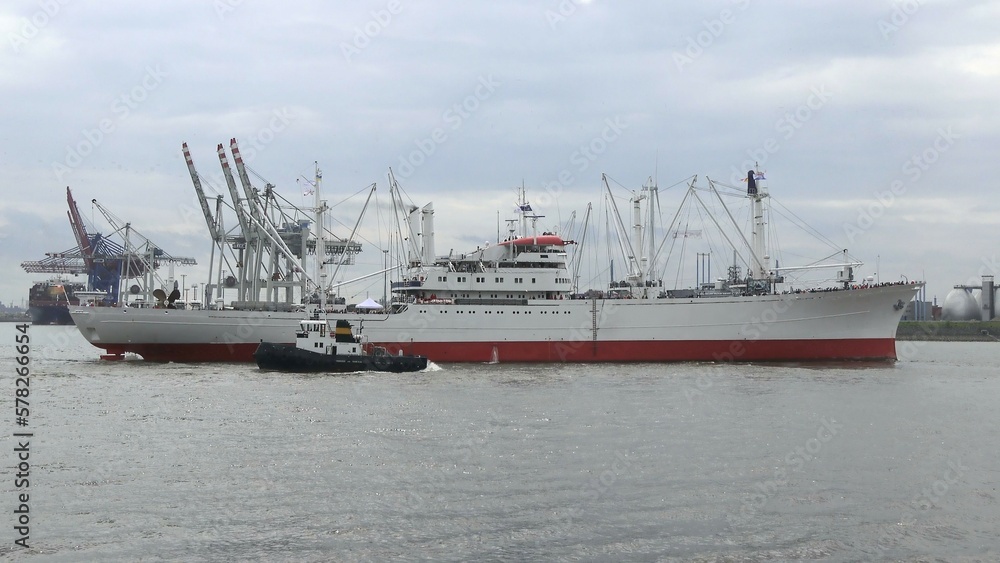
left=230, top=138, right=264, bottom=225
left=230, top=138, right=264, bottom=301
left=217, top=143, right=251, bottom=236
left=182, top=142, right=221, bottom=242
left=89, top=198, right=197, bottom=266
left=66, top=187, right=93, bottom=268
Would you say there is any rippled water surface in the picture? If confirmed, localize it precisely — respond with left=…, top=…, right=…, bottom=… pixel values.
left=2, top=323, right=999, bottom=561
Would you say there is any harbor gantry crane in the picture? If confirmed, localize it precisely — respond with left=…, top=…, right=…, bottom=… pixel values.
left=86, top=197, right=196, bottom=305
left=183, top=139, right=362, bottom=311
left=21, top=187, right=195, bottom=305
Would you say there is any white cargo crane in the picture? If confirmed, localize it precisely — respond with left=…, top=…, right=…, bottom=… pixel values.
left=180, top=139, right=364, bottom=311
left=89, top=198, right=197, bottom=306
left=569, top=203, right=592, bottom=294
left=216, top=142, right=255, bottom=302
left=182, top=142, right=227, bottom=303
left=603, top=173, right=643, bottom=288
left=230, top=138, right=314, bottom=306
left=247, top=183, right=312, bottom=306
left=231, top=138, right=266, bottom=301
left=191, top=141, right=302, bottom=307
left=182, top=142, right=222, bottom=243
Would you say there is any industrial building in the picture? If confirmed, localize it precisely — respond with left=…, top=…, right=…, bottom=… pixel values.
left=940, top=275, right=997, bottom=321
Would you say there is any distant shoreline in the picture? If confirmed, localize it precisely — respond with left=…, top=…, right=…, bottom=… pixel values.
left=897, top=321, right=1000, bottom=342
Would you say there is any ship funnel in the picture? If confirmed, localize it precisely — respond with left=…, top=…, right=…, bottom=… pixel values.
left=421, top=203, right=435, bottom=264
left=334, top=319, right=355, bottom=343
left=406, top=206, right=421, bottom=264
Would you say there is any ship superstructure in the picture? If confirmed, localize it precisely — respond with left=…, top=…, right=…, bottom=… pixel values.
left=26, top=277, right=86, bottom=325
left=388, top=183, right=575, bottom=308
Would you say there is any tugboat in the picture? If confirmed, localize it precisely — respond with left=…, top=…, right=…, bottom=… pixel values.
left=254, top=318, right=428, bottom=373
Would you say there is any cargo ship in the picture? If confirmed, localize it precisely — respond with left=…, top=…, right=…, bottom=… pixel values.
left=69, top=141, right=922, bottom=362
left=28, top=277, right=86, bottom=325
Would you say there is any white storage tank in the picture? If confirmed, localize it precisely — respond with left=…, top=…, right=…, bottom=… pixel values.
left=941, top=287, right=979, bottom=321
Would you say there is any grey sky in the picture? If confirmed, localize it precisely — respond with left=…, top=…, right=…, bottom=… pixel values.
left=2, top=0, right=998, bottom=306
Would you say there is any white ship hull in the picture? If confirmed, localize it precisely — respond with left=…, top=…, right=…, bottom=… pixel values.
left=70, top=282, right=920, bottom=362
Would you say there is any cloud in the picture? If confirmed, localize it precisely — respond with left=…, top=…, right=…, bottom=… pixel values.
left=2, top=1, right=998, bottom=306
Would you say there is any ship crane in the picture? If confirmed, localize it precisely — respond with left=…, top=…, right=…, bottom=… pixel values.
left=603, top=174, right=658, bottom=295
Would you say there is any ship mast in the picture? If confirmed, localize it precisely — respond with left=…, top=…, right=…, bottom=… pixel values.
left=313, top=162, right=327, bottom=314
left=631, top=186, right=644, bottom=286
left=642, top=177, right=658, bottom=285
left=746, top=168, right=769, bottom=280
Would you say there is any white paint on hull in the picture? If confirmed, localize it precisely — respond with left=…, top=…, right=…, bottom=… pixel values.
left=70, top=284, right=919, bottom=350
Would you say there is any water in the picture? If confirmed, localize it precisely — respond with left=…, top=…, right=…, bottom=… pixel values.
left=2, top=323, right=998, bottom=561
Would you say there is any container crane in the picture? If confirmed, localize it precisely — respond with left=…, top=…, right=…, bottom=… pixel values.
left=87, top=197, right=196, bottom=305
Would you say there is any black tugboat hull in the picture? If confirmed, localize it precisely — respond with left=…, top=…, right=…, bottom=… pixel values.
left=254, top=342, right=428, bottom=373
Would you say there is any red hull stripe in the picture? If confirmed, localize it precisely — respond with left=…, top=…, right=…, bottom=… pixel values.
left=96, top=338, right=898, bottom=363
